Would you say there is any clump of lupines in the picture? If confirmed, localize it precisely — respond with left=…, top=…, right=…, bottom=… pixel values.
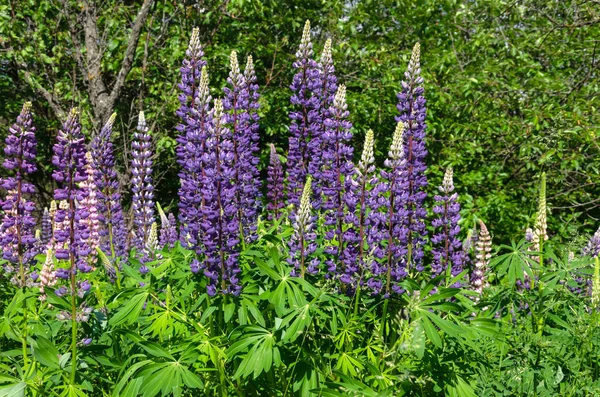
left=397, top=43, right=428, bottom=272
left=90, top=113, right=127, bottom=258
left=287, top=20, right=319, bottom=207
left=198, top=99, right=241, bottom=296
left=367, top=122, right=410, bottom=295
left=267, top=144, right=285, bottom=221
left=471, top=220, right=491, bottom=297
left=80, top=152, right=100, bottom=260
left=223, top=50, right=260, bottom=243
left=0, top=102, right=38, bottom=285
left=308, top=38, right=338, bottom=206
left=431, top=167, right=465, bottom=281
left=343, top=129, right=377, bottom=285
left=178, top=66, right=211, bottom=252
left=131, top=111, right=155, bottom=259
left=320, top=85, right=356, bottom=283
left=52, top=108, right=91, bottom=275
left=289, top=177, right=317, bottom=277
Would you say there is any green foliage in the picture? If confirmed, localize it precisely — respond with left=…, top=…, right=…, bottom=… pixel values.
left=1, top=217, right=600, bottom=395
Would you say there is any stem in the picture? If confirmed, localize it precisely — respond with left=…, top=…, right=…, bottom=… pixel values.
left=380, top=298, right=389, bottom=341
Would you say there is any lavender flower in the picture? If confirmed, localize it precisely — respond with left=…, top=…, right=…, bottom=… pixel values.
left=287, top=20, right=320, bottom=207
left=178, top=66, right=211, bottom=252
left=267, top=144, right=285, bottom=221
left=80, top=152, right=100, bottom=261
left=471, top=220, right=491, bottom=297
left=199, top=99, right=241, bottom=296
left=0, top=102, right=38, bottom=285
left=308, top=38, right=338, bottom=206
left=131, top=111, right=155, bottom=259
left=343, top=129, right=377, bottom=285
left=288, top=177, right=317, bottom=277
left=320, top=85, right=355, bottom=283
left=223, top=50, right=258, bottom=244
left=367, top=122, right=410, bottom=295
left=52, top=108, right=91, bottom=276
left=90, top=113, right=127, bottom=258
left=431, top=167, right=465, bottom=283
left=396, top=43, right=428, bottom=272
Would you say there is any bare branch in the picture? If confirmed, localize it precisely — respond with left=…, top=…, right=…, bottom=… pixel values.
left=107, top=0, right=154, bottom=107
left=23, top=71, right=66, bottom=119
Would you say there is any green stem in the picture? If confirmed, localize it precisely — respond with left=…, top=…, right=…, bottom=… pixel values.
left=380, top=298, right=389, bottom=341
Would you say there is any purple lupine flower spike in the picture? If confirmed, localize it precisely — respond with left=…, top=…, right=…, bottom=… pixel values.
left=178, top=66, right=211, bottom=252
left=90, top=113, right=127, bottom=258
left=241, top=55, right=262, bottom=242
left=431, top=167, right=465, bottom=284
left=287, top=20, right=320, bottom=207
left=471, top=220, right=491, bottom=298
left=0, top=102, right=38, bottom=286
left=41, top=207, right=52, bottom=246
left=321, top=85, right=355, bottom=283
left=131, top=111, right=155, bottom=260
left=396, top=43, right=428, bottom=272
left=223, top=50, right=254, bottom=244
left=343, top=129, right=377, bottom=286
left=267, top=144, right=285, bottom=221
left=367, top=122, right=410, bottom=295
left=80, top=152, right=101, bottom=262
left=52, top=108, right=91, bottom=282
left=200, top=99, right=241, bottom=296
left=308, top=38, right=338, bottom=207
left=288, top=177, right=317, bottom=277
left=176, top=28, right=208, bottom=252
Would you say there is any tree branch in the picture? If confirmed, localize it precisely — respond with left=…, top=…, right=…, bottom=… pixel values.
left=23, top=71, right=66, bottom=119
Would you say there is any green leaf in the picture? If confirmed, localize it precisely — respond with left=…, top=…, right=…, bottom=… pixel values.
left=109, top=292, right=149, bottom=326
left=33, top=336, right=61, bottom=370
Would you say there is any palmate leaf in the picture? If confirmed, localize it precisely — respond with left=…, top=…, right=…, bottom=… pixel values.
left=490, top=239, right=535, bottom=285
left=227, top=325, right=281, bottom=380
left=0, top=382, right=26, bottom=397
left=109, top=291, right=149, bottom=326
left=32, top=336, right=61, bottom=370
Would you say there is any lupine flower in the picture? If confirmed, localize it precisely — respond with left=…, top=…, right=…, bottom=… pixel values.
left=199, top=99, right=241, bottom=296
left=592, top=257, right=600, bottom=309
left=367, top=122, right=410, bottom=295
left=320, top=85, right=355, bottom=283
left=471, top=220, right=491, bottom=297
left=52, top=108, right=91, bottom=276
left=431, top=167, right=465, bottom=282
left=343, top=129, right=377, bottom=286
left=131, top=111, right=155, bottom=259
left=90, top=113, right=127, bottom=257
left=267, top=144, right=285, bottom=221
left=80, top=152, right=100, bottom=261
left=39, top=249, right=57, bottom=299
left=0, top=102, right=38, bottom=285
left=41, top=207, right=52, bottom=246
left=396, top=43, right=428, bottom=272
left=157, top=204, right=177, bottom=248
left=146, top=222, right=159, bottom=254
left=584, top=227, right=600, bottom=258
left=224, top=50, right=258, bottom=243
left=531, top=172, right=548, bottom=256
left=178, top=66, right=211, bottom=252
left=289, top=177, right=317, bottom=277
left=308, top=38, right=338, bottom=206
left=287, top=20, right=320, bottom=207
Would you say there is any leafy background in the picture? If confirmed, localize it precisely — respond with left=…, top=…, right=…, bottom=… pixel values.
left=1, top=0, right=599, bottom=245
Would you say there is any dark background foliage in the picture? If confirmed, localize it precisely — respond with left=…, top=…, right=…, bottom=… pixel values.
left=1, top=0, right=599, bottom=245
